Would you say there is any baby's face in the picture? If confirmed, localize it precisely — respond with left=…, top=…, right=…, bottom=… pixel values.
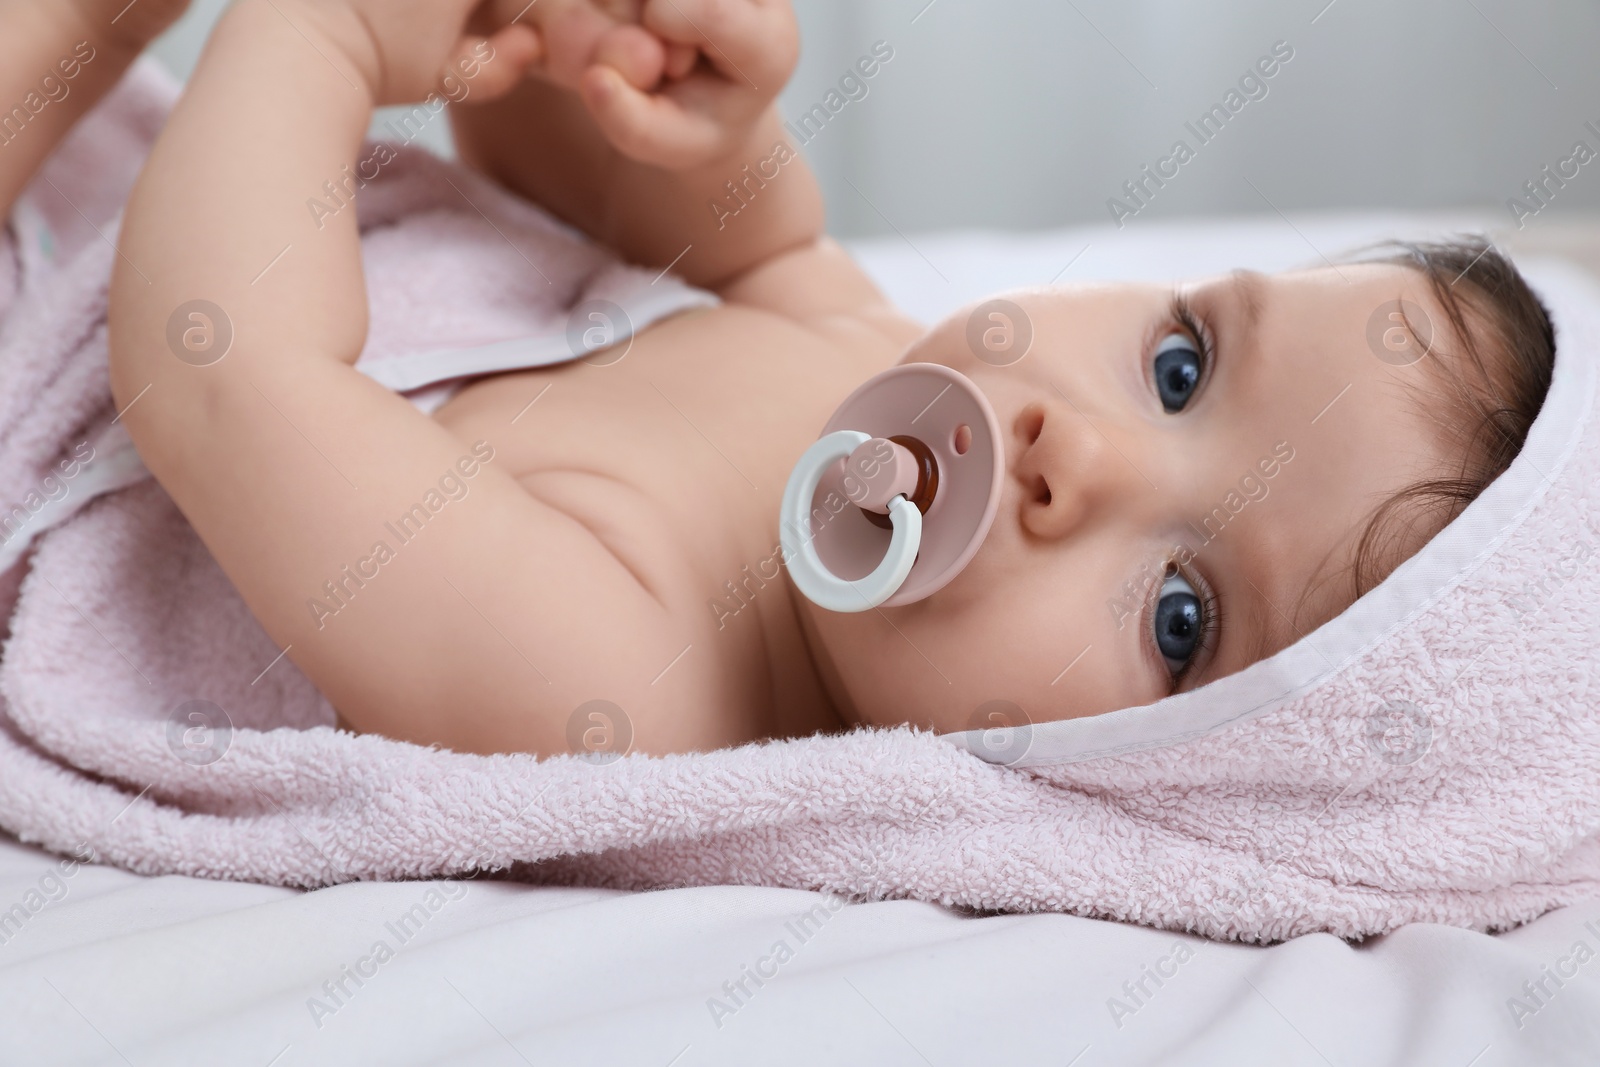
left=800, top=263, right=1458, bottom=735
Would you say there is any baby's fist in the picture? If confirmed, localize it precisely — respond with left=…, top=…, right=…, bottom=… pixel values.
left=581, top=0, right=798, bottom=170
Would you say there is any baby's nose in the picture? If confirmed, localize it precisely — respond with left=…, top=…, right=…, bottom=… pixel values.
left=1012, top=399, right=1120, bottom=540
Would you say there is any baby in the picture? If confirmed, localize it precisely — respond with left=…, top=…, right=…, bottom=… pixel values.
left=4, top=0, right=1553, bottom=758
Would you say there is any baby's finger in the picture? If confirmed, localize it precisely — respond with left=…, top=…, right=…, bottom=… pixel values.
left=444, top=25, right=542, bottom=103
left=592, top=24, right=668, bottom=91
left=664, top=42, right=699, bottom=80
left=642, top=0, right=795, bottom=92
left=535, top=3, right=637, bottom=89
left=579, top=64, right=725, bottom=169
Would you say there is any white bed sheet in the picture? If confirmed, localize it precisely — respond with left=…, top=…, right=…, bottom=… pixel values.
left=1, top=831, right=1597, bottom=1066
left=5, top=211, right=1600, bottom=1066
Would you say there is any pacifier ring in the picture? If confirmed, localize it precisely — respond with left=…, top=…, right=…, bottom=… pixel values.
left=780, top=430, right=923, bottom=613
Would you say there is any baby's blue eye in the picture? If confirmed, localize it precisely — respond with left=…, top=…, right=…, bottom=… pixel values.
left=1153, top=333, right=1202, bottom=413
left=1154, top=572, right=1203, bottom=673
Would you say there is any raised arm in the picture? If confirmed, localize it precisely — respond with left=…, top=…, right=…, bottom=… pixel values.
left=453, top=76, right=825, bottom=292
left=0, top=0, right=188, bottom=225
left=106, top=1, right=718, bottom=756
left=451, top=0, right=902, bottom=324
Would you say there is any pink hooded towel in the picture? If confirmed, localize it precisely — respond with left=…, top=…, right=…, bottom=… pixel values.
left=2, top=61, right=1599, bottom=943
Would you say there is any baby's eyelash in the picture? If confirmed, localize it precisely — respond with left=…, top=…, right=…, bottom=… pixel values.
left=1179, top=572, right=1223, bottom=688
left=1168, top=293, right=1216, bottom=374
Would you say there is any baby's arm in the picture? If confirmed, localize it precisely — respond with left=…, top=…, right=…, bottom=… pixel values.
left=453, top=75, right=823, bottom=292
left=454, top=0, right=918, bottom=350
left=107, top=1, right=706, bottom=756
left=0, top=0, right=187, bottom=225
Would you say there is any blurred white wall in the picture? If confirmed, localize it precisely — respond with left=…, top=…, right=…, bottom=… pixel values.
left=145, top=0, right=224, bottom=82
left=149, top=0, right=1600, bottom=238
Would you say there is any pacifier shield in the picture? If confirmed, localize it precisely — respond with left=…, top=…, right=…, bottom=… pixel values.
left=809, top=363, right=1004, bottom=607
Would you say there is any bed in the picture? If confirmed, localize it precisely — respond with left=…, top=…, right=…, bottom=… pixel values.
left=4, top=211, right=1600, bottom=1066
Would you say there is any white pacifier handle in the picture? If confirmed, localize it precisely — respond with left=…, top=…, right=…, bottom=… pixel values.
left=780, top=430, right=923, bottom=613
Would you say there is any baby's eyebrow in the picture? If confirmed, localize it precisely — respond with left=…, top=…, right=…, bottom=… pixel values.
left=1227, top=269, right=1268, bottom=328
left=1186, top=269, right=1266, bottom=368
left=1204, top=562, right=1294, bottom=691
left=1237, top=579, right=1285, bottom=669
left=1208, top=269, right=1269, bottom=401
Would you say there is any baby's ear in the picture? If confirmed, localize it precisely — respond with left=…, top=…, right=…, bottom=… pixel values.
left=591, top=23, right=668, bottom=91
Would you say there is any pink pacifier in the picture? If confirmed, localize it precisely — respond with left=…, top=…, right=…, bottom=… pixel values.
left=780, top=363, right=1005, bottom=611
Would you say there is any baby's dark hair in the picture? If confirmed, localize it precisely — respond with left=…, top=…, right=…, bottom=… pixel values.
left=1347, top=235, right=1556, bottom=598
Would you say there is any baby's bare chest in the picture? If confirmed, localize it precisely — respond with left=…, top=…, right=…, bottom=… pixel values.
left=432, top=306, right=881, bottom=556
left=425, top=305, right=886, bottom=744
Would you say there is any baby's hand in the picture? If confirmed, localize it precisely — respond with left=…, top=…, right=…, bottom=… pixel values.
left=469, top=0, right=685, bottom=96
left=586, top=0, right=798, bottom=169
left=480, top=0, right=796, bottom=171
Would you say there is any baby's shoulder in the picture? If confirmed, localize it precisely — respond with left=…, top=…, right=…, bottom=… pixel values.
left=714, top=237, right=922, bottom=362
